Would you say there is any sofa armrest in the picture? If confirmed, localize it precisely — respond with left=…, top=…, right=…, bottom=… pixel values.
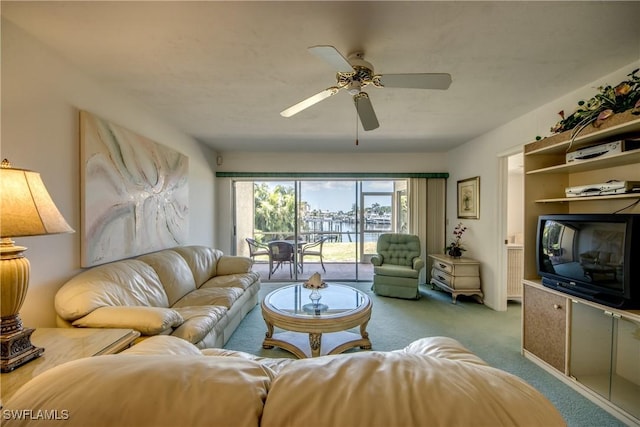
left=72, top=306, right=184, bottom=335
left=370, top=254, right=383, bottom=266
left=216, top=255, right=254, bottom=275
left=412, top=257, right=425, bottom=271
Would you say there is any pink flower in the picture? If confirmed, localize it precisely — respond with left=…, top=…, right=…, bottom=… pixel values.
left=594, top=109, right=614, bottom=128
left=614, top=82, right=631, bottom=97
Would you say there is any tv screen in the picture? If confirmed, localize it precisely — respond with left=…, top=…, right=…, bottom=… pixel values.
left=539, top=218, right=624, bottom=292
left=537, top=213, right=640, bottom=308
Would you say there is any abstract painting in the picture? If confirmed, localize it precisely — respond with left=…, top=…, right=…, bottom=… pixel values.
left=80, top=111, right=189, bottom=267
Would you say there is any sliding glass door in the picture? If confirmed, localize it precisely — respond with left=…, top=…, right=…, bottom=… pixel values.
left=234, top=178, right=407, bottom=282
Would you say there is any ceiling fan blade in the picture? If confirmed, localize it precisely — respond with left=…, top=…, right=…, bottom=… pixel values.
left=354, top=92, right=379, bottom=131
left=280, top=87, right=340, bottom=117
left=377, top=73, right=452, bottom=90
left=308, top=45, right=353, bottom=73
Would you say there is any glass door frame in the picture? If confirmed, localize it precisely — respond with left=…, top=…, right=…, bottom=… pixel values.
left=233, top=178, right=408, bottom=282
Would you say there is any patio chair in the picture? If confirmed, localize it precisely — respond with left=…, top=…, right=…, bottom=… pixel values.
left=371, top=233, right=424, bottom=299
left=246, top=238, right=269, bottom=261
left=300, top=237, right=327, bottom=273
left=268, top=240, right=296, bottom=279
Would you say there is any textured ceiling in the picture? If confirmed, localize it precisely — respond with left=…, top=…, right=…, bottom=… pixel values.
left=3, top=1, right=640, bottom=153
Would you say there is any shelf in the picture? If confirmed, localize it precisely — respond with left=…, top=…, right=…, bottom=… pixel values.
left=525, top=113, right=640, bottom=156
left=526, top=149, right=640, bottom=175
left=535, top=193, right=640, bottom=203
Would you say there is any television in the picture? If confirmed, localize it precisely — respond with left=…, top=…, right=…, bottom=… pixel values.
left=536, top=213, right=640, bottom=309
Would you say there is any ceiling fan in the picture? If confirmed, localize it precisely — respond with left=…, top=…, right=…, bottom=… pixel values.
left=280, top=45, right=452, bottom=131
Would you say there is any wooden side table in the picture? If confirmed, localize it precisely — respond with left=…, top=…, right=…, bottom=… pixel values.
left=0, top=328, right=139, bottom=403
left=429, top=254, right=483, bottom=304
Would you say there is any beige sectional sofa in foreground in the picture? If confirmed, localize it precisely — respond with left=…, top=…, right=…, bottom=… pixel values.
left=4, top=335, right=565, bottom=427
left=54, top=246, right=260, bottom=348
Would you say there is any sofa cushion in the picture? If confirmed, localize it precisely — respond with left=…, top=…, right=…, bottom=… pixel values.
left=4, top=355, right=273, bottom=427
left=396, top=336, right=487, bottom=366
left=122, top=335, right=203, bottom=356
left=172, top=246, right=223, bottom=287
left=261, top=351, right=565, bottom=427
left=216, top=255, right=254, bottom=276
left=137, top=250, right=197, bottom=306
left=373, top=264, right=420, bottom=279
left=171, top=306, right=228, bottom=344
left=172, top=287, right=243, bottom=309
left=55, top=260, right=170, bottom=321
left=72, top=306, right=184, bottom=335
left=202, top=271, right=260, bottom=290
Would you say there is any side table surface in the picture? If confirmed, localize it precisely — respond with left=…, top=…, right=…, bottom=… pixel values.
left=1, top=328, right=139, bottom=404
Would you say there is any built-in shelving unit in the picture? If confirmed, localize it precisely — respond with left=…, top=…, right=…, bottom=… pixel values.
left=522, top=113, right=640, bottom=426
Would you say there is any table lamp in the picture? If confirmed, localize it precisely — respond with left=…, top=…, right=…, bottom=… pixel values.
left=0, top=159, right=74, bottom=372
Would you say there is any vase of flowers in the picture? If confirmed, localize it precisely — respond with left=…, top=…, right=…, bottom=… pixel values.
left=445, top=222, right=467, bottom=258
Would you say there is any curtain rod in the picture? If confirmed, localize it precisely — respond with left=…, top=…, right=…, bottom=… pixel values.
left=216, top=172, right=449, bottom=179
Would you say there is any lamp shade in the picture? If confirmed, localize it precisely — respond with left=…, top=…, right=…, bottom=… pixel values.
left=0, top=160, right=74, bottom=238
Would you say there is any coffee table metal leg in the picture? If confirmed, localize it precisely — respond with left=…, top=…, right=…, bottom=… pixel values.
left=309, top=333, right=322, bottom=357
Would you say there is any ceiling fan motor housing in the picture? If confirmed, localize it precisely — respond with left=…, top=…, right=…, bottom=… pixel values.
left=338, top=53, right=376, bottom=94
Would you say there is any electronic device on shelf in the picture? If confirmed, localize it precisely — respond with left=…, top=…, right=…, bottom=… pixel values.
left=536, top=214, right=640, bottom=309
left=565, top=180, right=640, bottom=197
left=565, top=138, right=640, bottom=163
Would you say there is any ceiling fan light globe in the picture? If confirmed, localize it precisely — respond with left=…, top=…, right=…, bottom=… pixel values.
left=346, top=81, right=361, bottom=95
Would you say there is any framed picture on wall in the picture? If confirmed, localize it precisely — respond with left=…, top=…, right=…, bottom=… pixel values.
left=457, top=176, right=480, bottom=219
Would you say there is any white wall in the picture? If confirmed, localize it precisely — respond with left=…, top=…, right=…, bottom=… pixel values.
left=214, top=151, right=448, bottom=254
left=1, top=20, right=217, bottom=327
left=446, top=59, right=640, bottom=311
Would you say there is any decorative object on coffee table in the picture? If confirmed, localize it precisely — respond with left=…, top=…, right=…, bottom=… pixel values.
left=303, top=272, right=328, bottom=313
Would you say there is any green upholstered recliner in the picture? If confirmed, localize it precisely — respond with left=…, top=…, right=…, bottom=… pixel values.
left=371, top=233, right=424, bottom=299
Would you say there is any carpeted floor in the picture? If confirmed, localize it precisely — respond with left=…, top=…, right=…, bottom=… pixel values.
left=224, top=282, right=627, bottom=427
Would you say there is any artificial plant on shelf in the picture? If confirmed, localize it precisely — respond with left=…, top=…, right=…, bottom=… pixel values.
left=550, top=68, right=640, bottom=137
left=445, top=222, right=467, bottom=258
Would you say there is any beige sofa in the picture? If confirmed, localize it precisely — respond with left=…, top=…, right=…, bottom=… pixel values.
left=4, top=335, right=565, bottom=427
left=54, top=246, right=260, bottom=348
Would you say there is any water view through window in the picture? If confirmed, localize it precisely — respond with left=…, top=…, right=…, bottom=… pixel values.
left=234, top=179, right=407, bottom=282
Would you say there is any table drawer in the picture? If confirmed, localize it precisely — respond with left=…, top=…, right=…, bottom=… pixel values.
left=432, top=268, right=481, bottom=289
left=432, top=260, right=454, bottom=274
left=431, top=268, right=453, bottom=286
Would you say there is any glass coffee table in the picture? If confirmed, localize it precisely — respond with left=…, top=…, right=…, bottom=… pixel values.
left=261, top=283, right=372, bottom=358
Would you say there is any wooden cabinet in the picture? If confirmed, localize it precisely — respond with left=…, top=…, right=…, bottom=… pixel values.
left=429, top=254, right=482, bottom=303
left=522, top=114, right=640, bottom=425
left=522, top=282, right=568, bottom=373
left=570, top=300, right=640, bottom=420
